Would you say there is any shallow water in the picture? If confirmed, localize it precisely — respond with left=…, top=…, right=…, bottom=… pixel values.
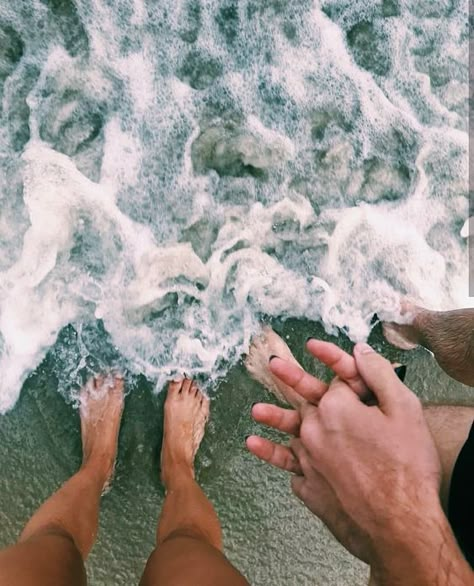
left=0, top=0, right=471, bottom=584
left=0, top=0, right=470, bottom=412
left=1, top=321, right=473, bottom=585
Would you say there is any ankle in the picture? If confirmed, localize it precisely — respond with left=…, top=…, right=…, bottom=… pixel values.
left=81, top=452, right=114, bottom=485
left=161, top=459, right=195, bottom=490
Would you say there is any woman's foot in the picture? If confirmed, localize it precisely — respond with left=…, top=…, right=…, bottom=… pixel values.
left=160, top=379, right=210, bottom=489
left=80, top=374, right=125, bottom=491
left=245, top=326, right=305, bottom=408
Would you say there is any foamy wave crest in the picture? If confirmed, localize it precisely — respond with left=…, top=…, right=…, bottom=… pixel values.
left=0, top=0, right=470, bottom=412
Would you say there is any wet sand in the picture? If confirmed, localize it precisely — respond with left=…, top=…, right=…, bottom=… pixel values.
left=0, top=318, right=472, bottom=585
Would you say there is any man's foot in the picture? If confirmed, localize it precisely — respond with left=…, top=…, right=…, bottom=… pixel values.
left=245, top=326, right=304, bottom=408
left=161, top=378, right=210, bottom=488
left=382, top=301, right=423, bottom=350
left=382, top=302, right=474, bottom=386
left=80, top=374, right=125, bottom=492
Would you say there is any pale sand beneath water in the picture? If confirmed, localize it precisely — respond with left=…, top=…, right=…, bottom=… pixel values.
left=0, top=318, right=472, bottom=586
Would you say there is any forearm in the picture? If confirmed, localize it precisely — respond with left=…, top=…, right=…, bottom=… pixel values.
left=369, top=503, right=473, bottom=586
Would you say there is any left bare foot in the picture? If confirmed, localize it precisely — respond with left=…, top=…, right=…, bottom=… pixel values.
left=160, top=378, right=210, bottom=488
left=80, top=374, right=124, bottom=491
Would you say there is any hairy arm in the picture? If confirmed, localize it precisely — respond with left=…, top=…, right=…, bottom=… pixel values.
left=369, top=498, right=474, bottom=586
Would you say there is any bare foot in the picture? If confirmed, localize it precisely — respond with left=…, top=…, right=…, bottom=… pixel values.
left=382, top=301, right=423, bottom=350
left=80, top=374, right=125, bottom=492
left=383, top=302, right=474, bottom=386
left=245, top=326, right=304, bottom=408
left=161, top=378, right=210, bottom=488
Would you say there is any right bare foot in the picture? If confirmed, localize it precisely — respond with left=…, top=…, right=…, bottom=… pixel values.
left=383, top=302, right=474, bottom=387
left=80, top=374, right=125, bottom=491
left=161, top=378, right=210, bottom=488
left=382, top=301, right=423, bottom=350
left=245, top=326, right=305, bottom=408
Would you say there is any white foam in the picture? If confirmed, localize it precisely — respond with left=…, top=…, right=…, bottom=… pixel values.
left=0, top=0, right=469, bottom=412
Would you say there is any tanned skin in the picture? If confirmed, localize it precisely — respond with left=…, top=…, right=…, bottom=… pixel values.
left=246, top=332, right=474, bottom=586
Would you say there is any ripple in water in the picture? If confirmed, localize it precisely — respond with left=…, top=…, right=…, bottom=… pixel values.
left=0, top=0, right=470, bottom=412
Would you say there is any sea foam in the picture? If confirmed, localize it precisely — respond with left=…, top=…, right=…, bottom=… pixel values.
left=0, top=0, right=470, bottom=412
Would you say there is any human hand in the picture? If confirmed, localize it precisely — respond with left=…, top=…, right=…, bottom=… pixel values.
left=248, top=343, right=444, bottom=572
left=247, top=339, right=370, bottom=473
left=293, top=345, right=441, bottom=561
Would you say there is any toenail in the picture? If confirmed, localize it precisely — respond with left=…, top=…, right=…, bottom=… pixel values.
left=370, top=313, right=380, bottom=325
left=269, top=355, right=279, bottom=363
left=394, top=365, right=407, bottom=382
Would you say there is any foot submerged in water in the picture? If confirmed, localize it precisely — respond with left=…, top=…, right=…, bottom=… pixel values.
left=80, top=374, right=125, bottom=492
left=160, top=378, right=210, bottom=487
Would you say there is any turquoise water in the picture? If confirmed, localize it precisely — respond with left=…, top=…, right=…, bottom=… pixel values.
left=0, top=1, right=471, bottom=584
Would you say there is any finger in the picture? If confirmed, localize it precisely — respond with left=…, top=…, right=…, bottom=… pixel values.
left=290, top=458, right=337, bottom=513
left=298, top=400, right=319, bottom=423
left=353, top=343, right=409, bottom=413
left=251, top=403, right=301, bottom=436
left=289, top=438, right=314, bottom=476
left=269, top=357, right=327, bottom=404
left=291, top=474, right=307, bottom=500
left=306, top=340, right=367, bottom=397
left=316, top=377, right=363, bottom=423
left=246, top=435, right=303, bottom=474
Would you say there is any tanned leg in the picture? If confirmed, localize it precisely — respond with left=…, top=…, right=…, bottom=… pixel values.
left=0, top=375, right=124, bottom=586
left=140, top=378, right=249, bottom=586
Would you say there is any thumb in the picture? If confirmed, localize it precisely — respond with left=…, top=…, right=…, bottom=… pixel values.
left=353, top=343, right=407, bottom=413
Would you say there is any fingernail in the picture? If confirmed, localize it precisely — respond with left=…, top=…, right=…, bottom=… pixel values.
left=251, top=402, right=258, bottom=409
left=394, top=365, right=407, bottom=382
left=356, top=343, right=375, bottom=354
left=245, top=435, right=250, bottom=442
left=306, top=337, right=315, bottom=343
left=269, top=355, right=279, bottom=362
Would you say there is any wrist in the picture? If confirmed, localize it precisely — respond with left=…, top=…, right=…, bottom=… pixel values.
left=370, top=494, right=472, bottom=586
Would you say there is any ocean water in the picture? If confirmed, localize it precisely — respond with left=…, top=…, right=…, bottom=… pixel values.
left=0, top=3, right=472, bottom=585
left=0, top=0, right=470, bottom=413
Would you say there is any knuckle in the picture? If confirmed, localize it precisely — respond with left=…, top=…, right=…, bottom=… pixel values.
left=404, top=389, right=422, bottom=411
left=392, top=386, right=421, bottom=414
left=318, top=390, right=344, bottom=417
left=300, top=416, right=316, bottom=444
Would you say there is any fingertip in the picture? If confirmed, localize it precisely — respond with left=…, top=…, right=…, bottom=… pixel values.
left=354, top=342, right=375, bottom=355
left=251, top=402, right=266, bottom=419
left=305, top=338, right=319, bottom=352
left=268, top=356, right=285, bottom=375
left=245, top=435, right=260, bottom=451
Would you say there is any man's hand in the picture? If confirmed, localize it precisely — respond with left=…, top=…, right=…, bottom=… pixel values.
left=247, top=338, right=370, bottom=474
left=247, top=342, right=474, bottom=585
